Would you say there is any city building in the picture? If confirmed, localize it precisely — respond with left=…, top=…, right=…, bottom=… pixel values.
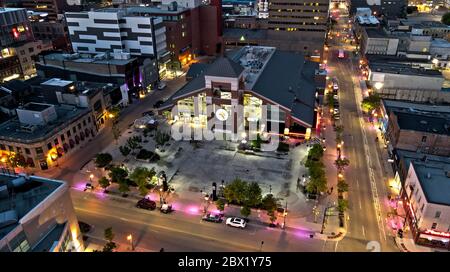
left=0, top=173, right=84, bottom=252
left=401, top=158, right=450, bottom=250
left=360, top=28, right=399, bottom=55
left=27, top=10, right=71, bottom=51
left=224, top=0, right=329, bottom=60
left=0, top=101, right=97, bottom=170
left=158, top=46, right=324, bottom=139
left=0, top=8, right=35, bottom=82
left=400, top=20, right=450, bottom=39
left=380, top=0, right=407, bottom=18
left=36, top=51, right=154, bottom=104
left=430, top=38, right=450, bottom=69
left=21, top=0, right=66, bottom=21
left=366, top=55, right=448, bottom=102
left=384, top=109, right=450, bottom=156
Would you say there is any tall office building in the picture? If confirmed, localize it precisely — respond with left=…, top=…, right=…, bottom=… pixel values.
left=66, top=8, right=168, bottom=59
left=266, top=0, right=329, bottom=57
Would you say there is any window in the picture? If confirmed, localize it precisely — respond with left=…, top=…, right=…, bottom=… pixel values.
left=28, top=47, right=34, bottom=53
left=16, top=147, right=22, bottom=153
left=8, top=146, right=13, bottom=152
left=182, top=32, right=186, bottom=37
left=220, top=91, right=232, bottom=99
left=54, top=138, right=59, bottom=145
left=420, top=204, right=425, bottom=213
left=0, top=144, right=5, bottom=150
left=77, top=123, right=81, bottom=130
left=67, top=130, right=71, bottom=137
left=20, top=50, right=25, bottom=55
left=83, top=120, right=86, bottom=126
left=25, top=148, right=30, bottom=155
left=88, top=117, right=91, bottom=123
left=421, top=136, right=427, bottom=142
left=47, top=143, right=52, bottom=150
left=435, top=211, right=441, bottom=218
left=60, top=134, right=65, bottom=142
left=431, top=223, right=437, bottom=230
left=73, top=127, right=76, bottom=133
left=35, top=147, right=43, bottom=154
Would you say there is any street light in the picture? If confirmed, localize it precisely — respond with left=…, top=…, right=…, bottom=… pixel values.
left=127, top=234, right=134, bottom=251
left=89, top=174, right=94, bottom=183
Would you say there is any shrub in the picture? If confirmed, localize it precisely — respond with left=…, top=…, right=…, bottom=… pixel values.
left=136, top=149, right=160, bottom=162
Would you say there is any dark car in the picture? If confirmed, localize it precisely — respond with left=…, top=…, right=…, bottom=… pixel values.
left=136, top=198, right=156, bottom=210
left=84, top=183, right=94, bottom=191
left=142, top=110, right=155, bottom=117
left=202, top=213, right=223, bottom=223
left=153, top=100, right=164, bottom=108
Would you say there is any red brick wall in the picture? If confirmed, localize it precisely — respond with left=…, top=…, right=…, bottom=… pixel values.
left=199, top=4, right=223, bottom=55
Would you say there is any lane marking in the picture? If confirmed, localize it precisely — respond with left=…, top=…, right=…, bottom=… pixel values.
left=359, top=199, right=363, bottom=210
left=362, top=226, right=366, bottom=238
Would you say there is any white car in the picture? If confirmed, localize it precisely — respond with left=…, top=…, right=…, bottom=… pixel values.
left=226, top=217, right=247, bottom=229
left=333, top=95, right=339, bottom=100
left=333, top=83, right=339, bottom=91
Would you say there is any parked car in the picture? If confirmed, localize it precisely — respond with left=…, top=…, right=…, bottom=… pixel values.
left=136, top=198, right=157, bottom=210
left=160, top=203, right=173, bottom=214
left=153, top=100, right=164, bottom=108
left=333, top=95, right=339, bottom=100
left=142, top=110, right=155, bottom=117
left=334, top=108, right=340, bottom=114
left=157, top=82, right=167, bottom=90
left=226, top=217, right=247, bottom=229
left=202, top=213, right=223, bottom=223
left=84, top=183, right=94, bottom=191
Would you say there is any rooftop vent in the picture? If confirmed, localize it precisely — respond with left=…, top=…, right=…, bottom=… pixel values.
left=8, top=177, right=28, bottom=188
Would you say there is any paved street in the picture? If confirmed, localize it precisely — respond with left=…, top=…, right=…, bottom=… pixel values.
left=325, top=7, right=398, bottom=252
left=72, top=189, right=332, bottom=252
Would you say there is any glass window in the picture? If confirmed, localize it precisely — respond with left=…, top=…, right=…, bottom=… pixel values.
left=61, top=134, right=65, bottom=142
left=54, top=138, right=59, bottom=145
left=16, top=147, right=22, bottom=153
left=0, top=144, right=4, bottom=150
left=25, top=148, right=30, bottom=155
left=77, top=123, right=81, bottom=130
left=67, top=130, right=71, bottom=137
left=431, top=223, right=437, bottom=230
left=421, top=136, right=427, bottom=142
left=73, top=127, right=76, bottom=133
left=35, top=147, right=43, bottom=154
left=435, top=211, right=441, bottom=218
left=83, top=120, right=86, bottom=126
left=8, top=146, right=13, bottom=152
left=87, top=117, right=91, bottom=123
left=47, top=143, right=52, bottom=150
left=220, top=91, right=232, bottom=99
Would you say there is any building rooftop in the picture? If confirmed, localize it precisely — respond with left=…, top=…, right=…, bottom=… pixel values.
left=394, top=111, right=450, bottom=136
left=160, top=46, right=318, bottom=127
left=42, top=78, right=73, bottom=88
left=401, top=20, right=450, bottom=29
left=412, top=160, right=450, bottom=206
left=126, top=5, right=189, bottom=15
left=0, top=174, right=64, bottom=240
left=40, top=52, right=136, bottom=66
left=383, top=99, right=450, bottom=115
left=365, top=28, right=390, bottom=38
left=431, top=38, right=450, bottom=48
left=186, top=63, right=208, bottom=79
left=368, top=56, right=443, bottom=77
left=0, top=8, right=24, bottom=14
left=0, top=104, right=90, bottom=144
left=22, top=102, right=53, bottom=112
left=223, top=28, right=268, bottom=40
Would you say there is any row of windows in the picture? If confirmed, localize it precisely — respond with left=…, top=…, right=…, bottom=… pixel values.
left=268, top=27, right=326, bottom=32
left=268, top=21, right=327, bottom=26
left=270, top=15, right=324, bottom=19
left=269, top=8, right=327, bottom=13
left=269, top=2, right=327, bottom=6
left=0, top=116, right=92, bottom=157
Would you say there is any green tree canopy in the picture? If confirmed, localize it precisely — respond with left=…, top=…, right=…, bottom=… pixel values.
left=216, top=198, right=226, bottom=212
left=98, top=177, right=110, bottom=190
left=118, top=180, right=130, bottom=195
left=262, top=194, right=279, bottom=212
left=240, top=205, right=251, bottom=218
left=104, top=227, right=114, bottom=242
left=94, top=153, right=113, bottom=168
left=119, top=145, right=131, bottom=157
left=361, top=93, right=381, bottom=112
left=129, top=167, right=156, bottom=196
left=108, top=166, right=128, bottom=183
left=338, top=199, right=349, bottom=213
left=337, top=179, right=349, bottom=193
left=335, top=157, right=350, bottom=171
left=442, top=12, right=450, bottom=25
left=245, top=182, right=262, bottom=207
left=223, top=178, right=247, bottom=205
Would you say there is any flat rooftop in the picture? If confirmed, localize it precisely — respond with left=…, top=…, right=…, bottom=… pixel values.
left=22, top=103, right=53, bottom=112
left=412, top=161, right=450, bottom=206
left=368, top=58, right=443, bottom=77
left=383, top=99, right=450, bottom=115
left=0, top=8, right=25, bottom=14
left=0, top=104, right=90, bottom=143
left=42, top=78, right=73, bottom=88
left=0, top=174, right=64, bottom=240
left=126, top=5, right=189, bottom=15
left=394, top=111, right=450, bottom=136
left=365, top=28, right=390, bottom=38
left=40, top=52, right=136, bottom=66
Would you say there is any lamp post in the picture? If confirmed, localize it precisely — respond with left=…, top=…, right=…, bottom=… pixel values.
left=259, top=241, right=264, bottom=252
left=127, top=234, right=134, bottom=251
left=89, top=174, right=94, bottom=183
left=282, top=201, right=288, bottom=230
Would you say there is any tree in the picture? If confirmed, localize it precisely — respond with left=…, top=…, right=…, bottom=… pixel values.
left=442, top=12, right=450, bottom=26
left=130, top=167, right=156, bottom=196
left=338, top=199, right=349, bottom=213
left=268, top=210, right=277, bottom=225
left=306, top=162, right=327, bottom=194
left=118, top=180, right=130, bottom=196
left=326, top=93, right=334, bottom=108
left=126, top=137, right=139, bottom=151
left=155, top=130, right=170, bottom=146
left=109, top=106, right=121, bottom=119
left=244, top=182, right=262, bottom=207
left=103, top=227, right=116, bottom=252
left=337, top=179, right=349, bottom=193
left=250, top=133, right=263, bottom=150
left=334, top=125, right=344, bottom=135
left=98, top=177, right=110, bottom=191
left=112, top=123, right=121, bottom=144
left=108, top=166, right=128, bottom=183
left=335, top=157, right=350, bottom=171
left=223, top=178, right=247, bottom=205
left=262, top=194, right=279, bottom=212
left=240, top=205, right=251, bottom=218
left=308, top=144, right=324, bottom=161
left=361, top=93, right=381, bottom=112
left=119, top=145, right=131, bottom=157
left=95, top=153, right=113, bottom=168
left=216, top=198, right=225, bottom=212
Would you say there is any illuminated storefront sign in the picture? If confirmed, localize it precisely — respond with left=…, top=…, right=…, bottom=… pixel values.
left=423, top=229, right=450, bottom=238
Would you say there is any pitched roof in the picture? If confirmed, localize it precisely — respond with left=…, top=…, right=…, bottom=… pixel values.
left=204, top=57, right=244, bottom=78
left=186, top=63, right=208, bottom=79
left=251, top=51, right=317, bottom=126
